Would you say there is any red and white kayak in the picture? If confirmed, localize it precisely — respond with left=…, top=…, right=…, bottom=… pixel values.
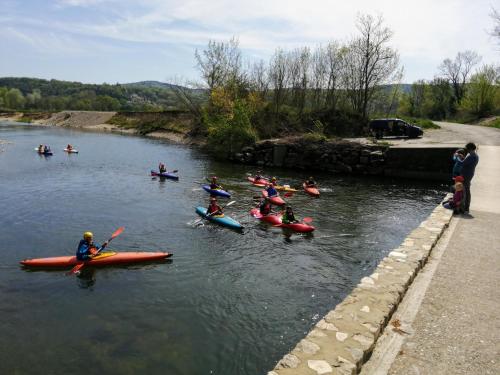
left=262, top=190, right=285, bottom=206
left=250, top=208, right=315, bottom=233
left=247, top=176, right=269, bottom=187
left=20, top=251, right=172, bottom=268
left=303, top=183, right=320, bottom=197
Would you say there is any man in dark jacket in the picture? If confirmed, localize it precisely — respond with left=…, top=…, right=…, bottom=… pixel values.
left=461, top=142, right=479, bottom=213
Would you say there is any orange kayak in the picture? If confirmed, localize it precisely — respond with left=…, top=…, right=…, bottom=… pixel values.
left=20, top=251, right=172, bottom=268
left=303, top=183, right=320, bottom=197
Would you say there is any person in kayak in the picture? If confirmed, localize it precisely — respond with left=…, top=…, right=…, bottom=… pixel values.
left=159, top=162, right=167, bottom=174
left=210, top=176, right=222, bottom=190
left=271, top=176, right=278, bottom=186
left=282, top=206, right=299, bottom=224
left=254, top=174, right=264, bottom=182
left=77, top=232, right=109, bottom=261
left=305, top=177, right=317, bottom=187
left=66, top=144, right=73, bottom=151
left=38, top=144, right=44, bottom=153
left=44, top=145, right=51, bottom=153
left=266, top=183, right=278, bottom=197
left=207, top=197, right=223, bottom=217
left=259, top=197, right=273, bottom=215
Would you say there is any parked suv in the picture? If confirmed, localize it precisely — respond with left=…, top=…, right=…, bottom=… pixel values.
left=369, top=118, right=423, bottom=139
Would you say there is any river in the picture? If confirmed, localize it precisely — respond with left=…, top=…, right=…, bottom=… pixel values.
left=0, top=122, right=445, bottom=374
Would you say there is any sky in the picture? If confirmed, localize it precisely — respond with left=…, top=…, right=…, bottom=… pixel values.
left=0, top=0, right=498, bottom=84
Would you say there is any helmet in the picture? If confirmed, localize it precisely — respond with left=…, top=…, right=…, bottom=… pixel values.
left=83, top=231, right=93, bottom=240
left=271, top=176, right=277, bottom=181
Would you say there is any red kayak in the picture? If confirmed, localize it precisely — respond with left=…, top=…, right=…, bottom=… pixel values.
left=247, top=176, right=269, bottom=187
left=20, top=251, right=172, bottom=268
left=303, top=183, right=320, bottom=197
left=250, top=208, right=315, bottom=233
left=262, top=190, right=285, bottom=206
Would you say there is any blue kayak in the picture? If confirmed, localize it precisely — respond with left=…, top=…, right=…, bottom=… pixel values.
left=195, top=207, right=243, bottom=231
left=151, top=170, right=179, bottom=180
left=202, top=185, right=231, bottom=198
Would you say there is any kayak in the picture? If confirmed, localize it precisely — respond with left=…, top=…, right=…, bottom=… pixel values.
left=34, top=148, right=53, bottom=156
left=20, top=251, right=172, bottom=268
left=63, top=149, right=79, bottom=153
left=202, top=185, right=231, bottom=198
left=262, top=190, right=286, bottom=206
left=151, top=170, right=179, bottom=180
left=274, top=184, right=298, bottom=192
left=195, top=207, right=243, bottom=231
left=250, top=208, right=315, bottom=233
left=247, top=176, right=269, bottom=187
left=303, top=183, right=320, bottom=197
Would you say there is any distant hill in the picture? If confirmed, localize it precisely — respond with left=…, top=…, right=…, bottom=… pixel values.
left=0, top=77, right=204, bottom=112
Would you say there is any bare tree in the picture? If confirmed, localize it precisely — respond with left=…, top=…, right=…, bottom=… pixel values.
left=490, top=7, right=500, bottom=45
left=324, top=42, right=343, bottom=111
left=195, top=37, right=242, bottom=91
left=248, top=59, right=269, bottom=98
left=309, top=45, right=328, bottom=110
left=288, top=47, right=310, bottom=113
left=342, top=14, right=400, bottom=119
left=439, top=50, right=481, bottom=104
left=269, top=48, right=289, bottom=113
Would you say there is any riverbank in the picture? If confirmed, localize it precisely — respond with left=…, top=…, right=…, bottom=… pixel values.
left=0, top=111, right=198, bottom=144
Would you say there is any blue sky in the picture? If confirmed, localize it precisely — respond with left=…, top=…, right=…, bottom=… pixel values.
left=0, top=0, right=498, bottom=84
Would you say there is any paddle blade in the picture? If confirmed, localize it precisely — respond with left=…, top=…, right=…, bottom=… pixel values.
left=283, top=192, right=294, bottom=198
left=302, top=217, right=313, bottom=223
left=68, top=263, right=85, bottom=275
left=225, top=200, right=236, bottom=208
left=110, top=226, right=125, bottom=240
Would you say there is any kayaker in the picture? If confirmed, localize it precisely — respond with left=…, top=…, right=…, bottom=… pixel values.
left=210, top=176, right=222, bottom=190
left=76, top=232, right=108, bottom=261
left=159, top=162, right=167, bottom=174
left=67, top=144, right=73, bottom=151
left=305, top=177, right=317, bottom=187
left=259, top=197, right=273, bottom=216
left=254, top=174, right=264, bottom=182
left=271, top=176, right=278, bottom=186
left=282, top=206, right=299, bottom=224
left=207, top=197, right=223, bottom=217
left=38, top=144, right=44, bottom=153
left=266, top=183, right=278, bottom=197
left=44, top=145, right=51, bottom=153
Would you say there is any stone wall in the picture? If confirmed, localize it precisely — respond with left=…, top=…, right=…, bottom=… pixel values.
left=234, top=138, right=456, bottom=182
left=268, top=198, right=453, bottom=375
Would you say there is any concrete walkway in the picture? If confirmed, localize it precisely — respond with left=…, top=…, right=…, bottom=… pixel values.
left=360, top=124, right=500, bottom=374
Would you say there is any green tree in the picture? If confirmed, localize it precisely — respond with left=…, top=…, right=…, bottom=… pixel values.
left=461, top=65, right=499, bottom=117
left=5, top=88, right=25, bottom=109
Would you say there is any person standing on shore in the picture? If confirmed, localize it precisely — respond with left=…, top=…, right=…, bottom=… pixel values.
left=461, top=142, right=479, bottom=214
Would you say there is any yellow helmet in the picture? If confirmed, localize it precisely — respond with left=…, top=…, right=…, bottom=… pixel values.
left=83, top=231, right=93, bottom=240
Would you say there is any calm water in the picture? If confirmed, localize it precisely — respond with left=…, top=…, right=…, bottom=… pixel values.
left=0, top=123, right=445, bottom=374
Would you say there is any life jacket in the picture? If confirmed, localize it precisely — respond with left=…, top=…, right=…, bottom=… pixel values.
left=207, top=203, right=221, bottom=215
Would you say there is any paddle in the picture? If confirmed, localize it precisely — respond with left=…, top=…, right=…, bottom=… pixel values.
left=302, top=217, right=313, bottom=223
left=193, top=200, right=236, bottom=225
left=283, top=192, right=294, bottom=198
left=68, top=227, right=125, bottom=275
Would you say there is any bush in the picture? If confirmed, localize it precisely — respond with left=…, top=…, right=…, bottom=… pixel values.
left=206, top=100, right=257, bottom=157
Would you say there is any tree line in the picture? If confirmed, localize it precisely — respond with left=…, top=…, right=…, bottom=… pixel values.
left=0, top=78, right=192, bottom=112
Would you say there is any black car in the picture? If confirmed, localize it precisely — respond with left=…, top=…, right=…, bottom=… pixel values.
left=369, top=118, right=423, bottom=139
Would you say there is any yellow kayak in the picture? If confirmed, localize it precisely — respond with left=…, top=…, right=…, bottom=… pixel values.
left=274, top=184, right=298, bottom=192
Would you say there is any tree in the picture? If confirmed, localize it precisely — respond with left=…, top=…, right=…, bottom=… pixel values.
left=5, top=88, right=25, bottom=109
left=461, top=65, right=499, bottom=117
left=269, top=48, right=289, bottom=113
left=439, top=51, right=481, bottom=105
left=195, top=37, right=243, bottom=92
left=342, top=14, right=400, bottom=119
left=423, top=78, right=454, bottom=119
left=491, top=8, right=500, bottom=45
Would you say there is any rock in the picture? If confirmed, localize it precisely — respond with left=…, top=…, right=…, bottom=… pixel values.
left=336, top=332, right=348, bottom=342
left=277, top=354, right=300, bottom=369
left=308, top=360, right=333, bottom=374
left=297, top=339, right=320, bottom=354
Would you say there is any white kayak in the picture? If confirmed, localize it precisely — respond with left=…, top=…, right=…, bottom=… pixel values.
left=63, top=149, right=79, bottom=153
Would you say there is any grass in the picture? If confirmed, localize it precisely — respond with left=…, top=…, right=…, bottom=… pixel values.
left=106, top=113, right=192, bottom=135
left=17, top=117, right=33, bottom=123
left=487, top=118, right=500, bottom=129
